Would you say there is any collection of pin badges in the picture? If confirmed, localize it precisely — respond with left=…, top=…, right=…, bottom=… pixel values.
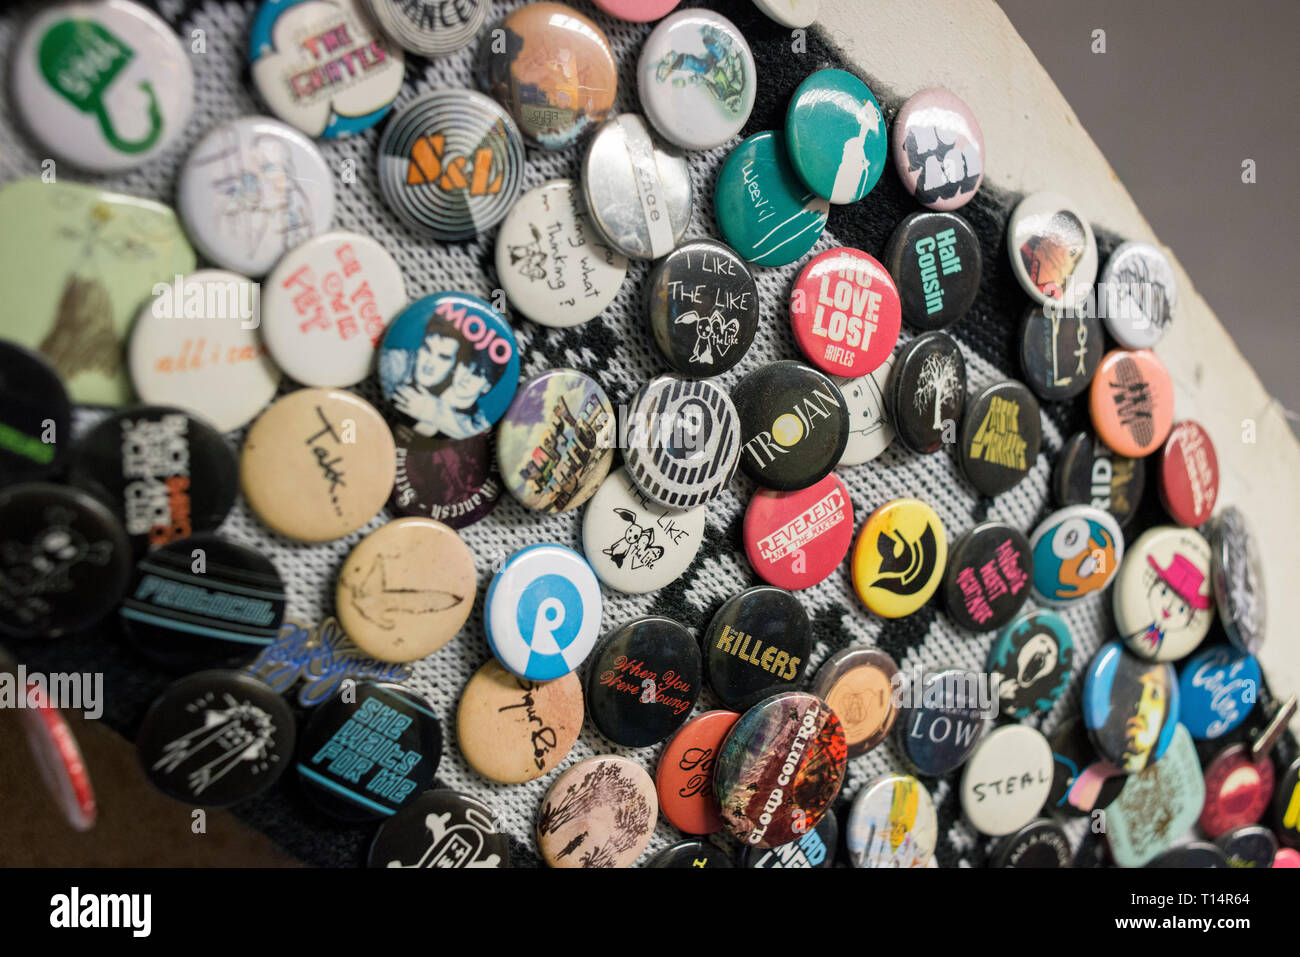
left=0, top=0, right=1294, bottom=871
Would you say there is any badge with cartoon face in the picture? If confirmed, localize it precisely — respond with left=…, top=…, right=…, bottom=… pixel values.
left=987, top=609, right=1074, bottom=719
left=1115, top=526, right=1214, bottom=662
left=1082, top=640, right=1180, bottom=773
left=1028, top=505, right=1123, bottom=606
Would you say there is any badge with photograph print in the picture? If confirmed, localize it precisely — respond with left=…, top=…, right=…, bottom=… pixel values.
left=703, top=586, right=811, bottom=712
left=851, top=498, right=947, bottom=619
left=1027, top=505, right=1123, bottom=606
left=637, top=9, right=755, bottom=151
left=485, top=544, right=602, bottom=681
left=733, top=361, right=849, bottom=491
left=0, top=483, right=132, bottom=640
left=714, top=691, right=847, bottom=849
left=1098, top=241, right=1177, bottom=349
left=1105, top=723, right=1204, bottom=867
left=894, top=668, right=988, bottom=776
left=369, top=789, right=507, bottom=868
left=1208, top=507, right=1266, bottom=655
left=647, top=240, right=758, bottom=377
left=960, top=724, right=1054, bottom=836
left=363, top=0, right=487, bottom=56
left=1178, top=644, right=1259, bottom=740
left=377, top=90, right=525, bottom=240
left=177, top=116, right=335, bottom=277
left=379, top=292, right=520, bottom=440
left=1157, top=420, right=1218, bottom=528
left=742, top=809, right=837, bottom=868
left=988, top=609, right=1073, bottom=719
left=942, top=522, right=1032, bottom=632
left=244, top=617, right=414, bottom=708
left=1199, top=743, right=1274, bottom=838
left=297, top=681, right=441, bottom=821
left=892, top=88, right=984, bottom=211
left=790, top=248, right=901, bottom=378
left=1007, top=191, right=1098, bottom=306
left=836, top=356, right=894, bottom=466
left=992, top=820, right=1072, bottom=868
left=0, top=342, right=70, bottom=485
left=585, top=616, right=701, bottom=748
left=883, top=212, right=981, bottom=332
left=847, top=774, right=937, bottom=867
left=1019, top=303, right=1102, bottom=401
left=537, top=755, right=658, bottom=868
left=715, top=131, right=828, bottom=267
left=496, top=369, right=615, bottom=514
left=390, top=426, right=501, bottom=530
left=11, top=0, right=194, bottom=173
left=1052, top=431, right=1145, bottom=528
left=885, top=331, right=967, bottom=454
left=582, top=467, right=705, bottom=594
left=785, top=69, right=886, bottom=204
left=1115, top=525, right=1214, bottom=662
left=656, top=710, right=740, bottom=835
left=250, top=0, right=404, bottom=139
left=261, top=231, right=406, bottom=388
left=1082, top=640, right=1179, bottom=773
left=1046, top=716, right=1125, bottom=817
left=495, top=180, right=627, bottom=328
left=1088, top=348, right=1175, bottom=458
left=958, top=381, right=1041, bottom=497
left=743, top=473, right=853, bottom=590
left=649, top=840, right=733, bottom=868
left=136, top=670, right=295, bottom=806
left=809, top=647, right=898, bottom=758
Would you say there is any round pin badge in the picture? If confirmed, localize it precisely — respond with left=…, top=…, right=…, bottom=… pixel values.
left=1178, top=644, right=1259, bottom=740
left=732, top=361, right=850, bottom=491
left=742, top=810, right=837, bottom=867
left=297, top=681, right=442, bottom=821
left=1089, top=348, right=1175, bottom=458
left=1046, top=716, right=1125, bottom=817
left=656, top=709, right=740, bottom=835
left=958, top=381, right=1041, bottom=497
left=809, top=647, right=898, bottom=758
left=336, top=518, right=476, bottom=663
left=390, top=425, right=501, bottom=529
left=368, top=789, right=508, bottom=868
left=714, top=691, right=847, bottom=849
left=1273, top=757, right=1300, bottom=848
left=261, top=231, right=406, bottom=387
left=959, top=724, right=1054, bottom=837
left=1208, top=507, right=1265, bottom=655
left=582, top=467, right=706, bottom=594
left=942, top=522, right=1033, bottom=632
left=1114, top=525, right=1214, bottom=662
left=584, top=616, right=702, bottom=748
left=1158, top=420, right=1219, bottom=528
left=851, top=498, right=948, bottom=619
left=592, top=0, right=681, bottom=20
left=637, top=10, right=755, bottom=151
left=894, top=667, right=988, bottom=776
left=537, top=755, right=657, bottom=868
left=885, top=331, right=967, bottom=454
left=743, top=473, right=854, bottom=590
left=1007, top=191, right=1098, bottom=306
left=129, top=271, right=280, bottom=434
left=0, top=482, right=132, bottom=639
left=1201, top=733, right=1278, bottom=837
left=496, top=369, right=615, bottom=513
left=836, top=357, right=895, bottom=466
left=1216, top=826, right=1277, bottom=869
left=495, top=179, right=627, bottom=329
left=0, top=342, right=70, bottom=485
left=1098, top=241, right=1177, bottom=349
left=177, top=116, right=334, bottom=277
left=456, top=659, right=584, bottom=784
left=378, top=292, right=520, bottom=439
left=883, top=212, right=982, bottom=332
left=789, top=248, right=901, bottom=378
left=1082, top=641, right=1179, bottom=773
left=751, top=0, right=818, bottom=28
left=1146, top=842, right=1227, bottom=868
left=892, top=88, right=984, bottom=211
left=1278, top=848, right=1300, bottom=867
left=66, top=406, right=237, bottom=554
left=992, top=820, right=1072, bottom=868
left=1052, top=431, right=1145, bottom=528
left=485, top=544, right=602, bottom=681
left=12, top=664, right=97, bottom=831
left=377, top=90, right=525, bottom=240
left=250, top=0, right=404, bottom=138
left=136, top=670, right=295, bottom=806
left=988, top=609, right=1073, bottom=719
left=785, top=69, right=886, bottom=204
left=1027, top=505, right=1123, bottom=606
left=1105, top=724, right=1204, bottom=867
left=648, top=841, right=733, bottom=868
left=363, top=0, right=487, bottom=56
left=1019, top=304, right=1103, bottom=402
left=241, top=388, right=395, bottom=542
left=646, top=240, right=759, bottom=377
left=846, top=774, right=937, bottom=868
left=119, top=533, right=286, bottom=671
left=623, top=375, right=741, bottom=509
left=583, top=114, right=693, bottom=260
left=715, top=131, right=829, bottom=267
left=12, top=0, right=194, bottom=173
left=703, top=586, right=811, bottom=712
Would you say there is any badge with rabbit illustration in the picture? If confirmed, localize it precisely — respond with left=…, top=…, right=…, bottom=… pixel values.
left=604, top=508, right=665, bottom=572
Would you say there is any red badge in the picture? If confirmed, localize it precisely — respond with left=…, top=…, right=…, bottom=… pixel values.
left=790, top=247, right=901, bottom=377
left=655, top=710, right=740, bottom=835
left=743, top=473, right=854, bottom=589
left=1158, top=420, right=1219, bottom=527
left=17, top=676, right=96, bottom=831
left=1198, top=745, right=1272, bottom=837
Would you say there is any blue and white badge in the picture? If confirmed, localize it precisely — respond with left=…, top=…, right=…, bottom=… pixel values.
left=485, top=544, right=602, bottom=681
left=1178, top=644, right=1260, bottom=740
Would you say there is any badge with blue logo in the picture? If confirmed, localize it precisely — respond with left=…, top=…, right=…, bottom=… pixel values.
left=1178, top=643, right=1259, bottom=740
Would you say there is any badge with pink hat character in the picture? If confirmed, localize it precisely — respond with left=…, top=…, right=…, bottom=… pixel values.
left=1115, top=526, right=1216, bottom=662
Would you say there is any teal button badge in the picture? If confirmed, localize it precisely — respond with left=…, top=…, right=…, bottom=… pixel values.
left=785, top=68, right=887, bottom=204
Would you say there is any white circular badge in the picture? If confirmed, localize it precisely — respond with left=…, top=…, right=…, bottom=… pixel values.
left=11, top=0, right=195, bottom=173
left=1098, top=240, right=1178, bottom=349
left=751, top=0, right=819, bottom=28
left=1115, top=525, right=1215, bottom=662
left=128, top=270, right=282, bottom=432
left=494, top=180, right=627, bottom=329
left=1006, top=191, right=1098, bottom=308
left=261, top=231, right=405, bottom=386
left=959, top=724, right=1053, bottom=837
left=177, top=116, right=335, bottom=277
left=362, top=0, right=487, bottom=57
left=836, top=353, right=895, bottom=466
left=582, top=467, right=706, bottom=594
